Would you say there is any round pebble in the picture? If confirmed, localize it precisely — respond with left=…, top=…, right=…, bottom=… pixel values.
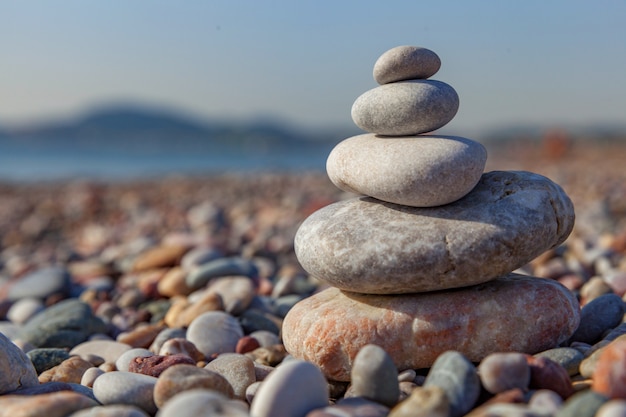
left=568, top=293, right=625, bottom=344
left=351, top=80, right=459, bottom=136
left=92, top=371, right=158, bottom=414
left=153, top=364, right=234, bottom=408
left=205, top=353, right=256, bottom=401
left=155, top=389, right=249, bottom=417
left=534, top=347, right=584, bottom=376
left=7, top=266, right=71, bottom=301
left=6, top=297, right=44, bottom=324
left=389, top=385, right=449, bottom=417
left=0, top=331, right=39, bottom=394
left=373, top=45, right=441, bottom=84
left=326, top=134, right=487, bottom=207
left=597, top=400, right=626, bottom=417
left=478, top=352, right=530, bottom=394
left=70, top=340, right=133, bottom=364
left=187, top=311, right=244, bottom=358
left=348, top=344, right=399, bottom=407
left=592, top=339, right=626, bottom=399
left=115, top=348, right=153, bottom=372
left=185, top=257, right=258, bottom=292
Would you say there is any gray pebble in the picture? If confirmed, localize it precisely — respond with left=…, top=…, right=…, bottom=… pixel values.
left=69, top=404, right=150, bottom=417
left=597, top=400, right=626, bottom=417
left=351, top=80, right=459, bottom=136
left=70, top=340, right=133, bottom=365
left=568, top=293, right=625, bottom=344
left=186, top=257, right=258, bottom=291
left=92, top=371, right=158, bottom=414
left=528, top=389, right=563, bottom=415
left=555, top=390, right=609, bottom=417
left=348, top=344, right=399, bottom=407
left=238, top=309, right=280, bottom=335
left=7, top=266, right=71, bottom=301
left=156, top=389, right=249, bottom=417
left=6, top=297, right=44, bottom=324
left=149, top=327, right=186, bottom=353
left=250, top=360, right=328, bottom=417
left=0, top=331, right=39, bottom=394
left=249, top=330, right=280, bottom=348
left=308, top=397, right=389, bottom=417
left=424, top=351, right=480, bottom=417
left=373, top=45, right=441, bottom=84
left=206, top=276, right=255, bottom=315
left=19, top=299, right=107, bottom=348
left=187, top=311, right=244, bottom=357
left=27, top=348, right=71, bottom=374
left=205, top=353, right=256, bottom=401
left=80, top=367, right=104, bottom=388
left=534, top=347, right=584, bottom=376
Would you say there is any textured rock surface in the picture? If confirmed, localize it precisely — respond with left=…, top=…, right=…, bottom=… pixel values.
left=0, top=331, right=39, bottom=394
left=283, top=275, right=580, bottom=381
left=373, top=45, right=441, bottom=84
left=351, top=80, right=459, bottom=136
left=326, top=134, right=486, bottom=207
left=295, top=171, right=575, bottom=294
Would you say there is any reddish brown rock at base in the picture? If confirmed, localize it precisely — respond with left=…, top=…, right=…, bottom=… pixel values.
left=283, top=274, right=580, bottom=381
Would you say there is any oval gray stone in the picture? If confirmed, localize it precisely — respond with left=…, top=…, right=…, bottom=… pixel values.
left=295, top=171, right=575, bottom=294
left=374, top=45, right=441, bottom=84
left=185, top=257, right=258, bottom=292
left=205, top=353, right=256, bottom=401
left=92, top=371, right=158, bottom=414
left=351, top=80, right=459, bottom=136
left=282, top=275, right=579, bottom=382
left=326, top=134, right=486, bottom=207
left=0, top=331, right=39, bottom=394
left=187, top=311, right=243, bottom=358
left=156, top=389, right=249, bottom=417
left=250, top=360, right=328, bottom=417
left=348, top=344, right=399, bottom=407
left=424, top=351, right=480, bottom=417
left=568, top=293, right=625, bottom=345
left=7, top=266, right=71, bottom=301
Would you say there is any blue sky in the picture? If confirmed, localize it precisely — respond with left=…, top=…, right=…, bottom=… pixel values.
left=2, top=1, right=625, bottom=135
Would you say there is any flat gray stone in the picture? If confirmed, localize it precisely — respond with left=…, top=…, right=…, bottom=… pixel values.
left=326, top=134, right=486, bottom=207
left=373, top=45, right=441, bottom=84
left=156, top=389, right=248, bottom=417
left=568, top=293, right=626, bottom=345
left=283, top=275, right=580, bottom=382
left=186, top=311, right=243, bottom=358
left=92, top=371, right=157, bottom=414
left=205, top=353, right=256, bottom=401
left=7, top=266, right=71, bottom=301
left=347, top=344, right=399, bottom=407
left=351, top=80, right=459, bottom=136
left=295, top=171, right=575, bottom=294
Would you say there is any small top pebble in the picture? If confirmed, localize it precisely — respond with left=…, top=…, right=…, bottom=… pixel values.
left=373, top=46, right=441, bottom=84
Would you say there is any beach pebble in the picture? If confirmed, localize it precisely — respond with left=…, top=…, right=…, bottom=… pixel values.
left=205, top=353, right=256, bottom=401
left=526, top=355, right=573, bottom=399
left=465, top=403, right=544, bottom=417
left=6, top=297, right=44, bottom=324
left=388, top=385, right=449, bottom=417
left=238, top=309, right=280, bottom=334
left=115, top=348, right=153, bottom=372
left=597, top=400, right=626, bottom=417
left=164, top=291, right=224, bottom=328
left=0, top=391, right=98, bottom=416
left=351, top=80, right=459, bottom=136
left=478, top=352, right=530, bottom=394
left=69, top=404, right=150, bottom=417
left=181, top=247, right=223, bottom=272
left=185, top=257, right=258, bottom=291
left=592, top=339, right=626, bottom=399
left=555, top=390, right=609, bottom=417
left=295, top=171, right=575, bottom=294
left=308, top=397, right=390, bottom=417
left=155, top=389, right=249, bottom=417
left=236, top=335, right=261, bottom=354
left=528, top=389, right=563, bottom=415
left=187, top=311, right=244, bottom=358
left=6, top=266, right=71, bottom=301
left=153, top=364, right=234, bottom=408
left=128, top=353, right=195, bottom=377
left=283, top=276, right=579, bottom=381
left=373, top=45, right=441, bottom=84
left=0, top=331, right=39, bottom=394
left=131, top=244, right=188, bottom=272
left=38, top=356, right=93, bottom=384
left=580, top=276, right=613, bottom=304
left=117, top=323, right=166, bottom=349
left=207, top=276, right=256, bottom=315
left=158, top=338, right=205, bottom=362
left=248, top=330, right=280, bottom=347
left=157, top=267, right=192, bottom=297
left=92, top=371, right=158, bottom=414
left=250, top=360, right=328, bottom=417
left=423, top=351, right=480, bottom=417
left=326, top=134, right=487, bottom=207
left=80, top=367, right=104, bottom=387
left=534, top=347, right=584, bottom=376
left=149, top=327, right=186, bottom=353
left=19, top=299, right=107, bottom=348
left=606, top=270, right=626, bottom=296
left=347, top=344, right=399, bottom=407
left=568, top=293, right=625, bottom=344
left=70, top=340, right=133, bottom=364
left=27, top=348, right=71, bottom=374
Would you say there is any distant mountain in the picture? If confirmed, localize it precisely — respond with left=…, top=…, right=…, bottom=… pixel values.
left=0, top=104, right=359, bottom=155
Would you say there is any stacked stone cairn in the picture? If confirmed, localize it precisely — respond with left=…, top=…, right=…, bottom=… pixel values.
left=282, top=46, right=581, bottom=383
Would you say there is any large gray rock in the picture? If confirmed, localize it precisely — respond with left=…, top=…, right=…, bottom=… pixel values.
left=326, top=134, right=486, bottom=207
left=295, top=171, right=575, bottom=294
left=282, top=275, right=580, bottom=382
left=351, top=80, right=459, bottom=136
left=0, top=332, right=39, bottom=394
left=373, top=45, right=441, bottom=84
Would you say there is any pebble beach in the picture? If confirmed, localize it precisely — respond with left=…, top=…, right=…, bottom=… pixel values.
left=2, top=41, right=626, bottom=416
left=0, top=140, right=625, bottom=417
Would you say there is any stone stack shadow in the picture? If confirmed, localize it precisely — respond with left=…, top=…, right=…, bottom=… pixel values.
left=282, top=46, right=581, bottom=382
